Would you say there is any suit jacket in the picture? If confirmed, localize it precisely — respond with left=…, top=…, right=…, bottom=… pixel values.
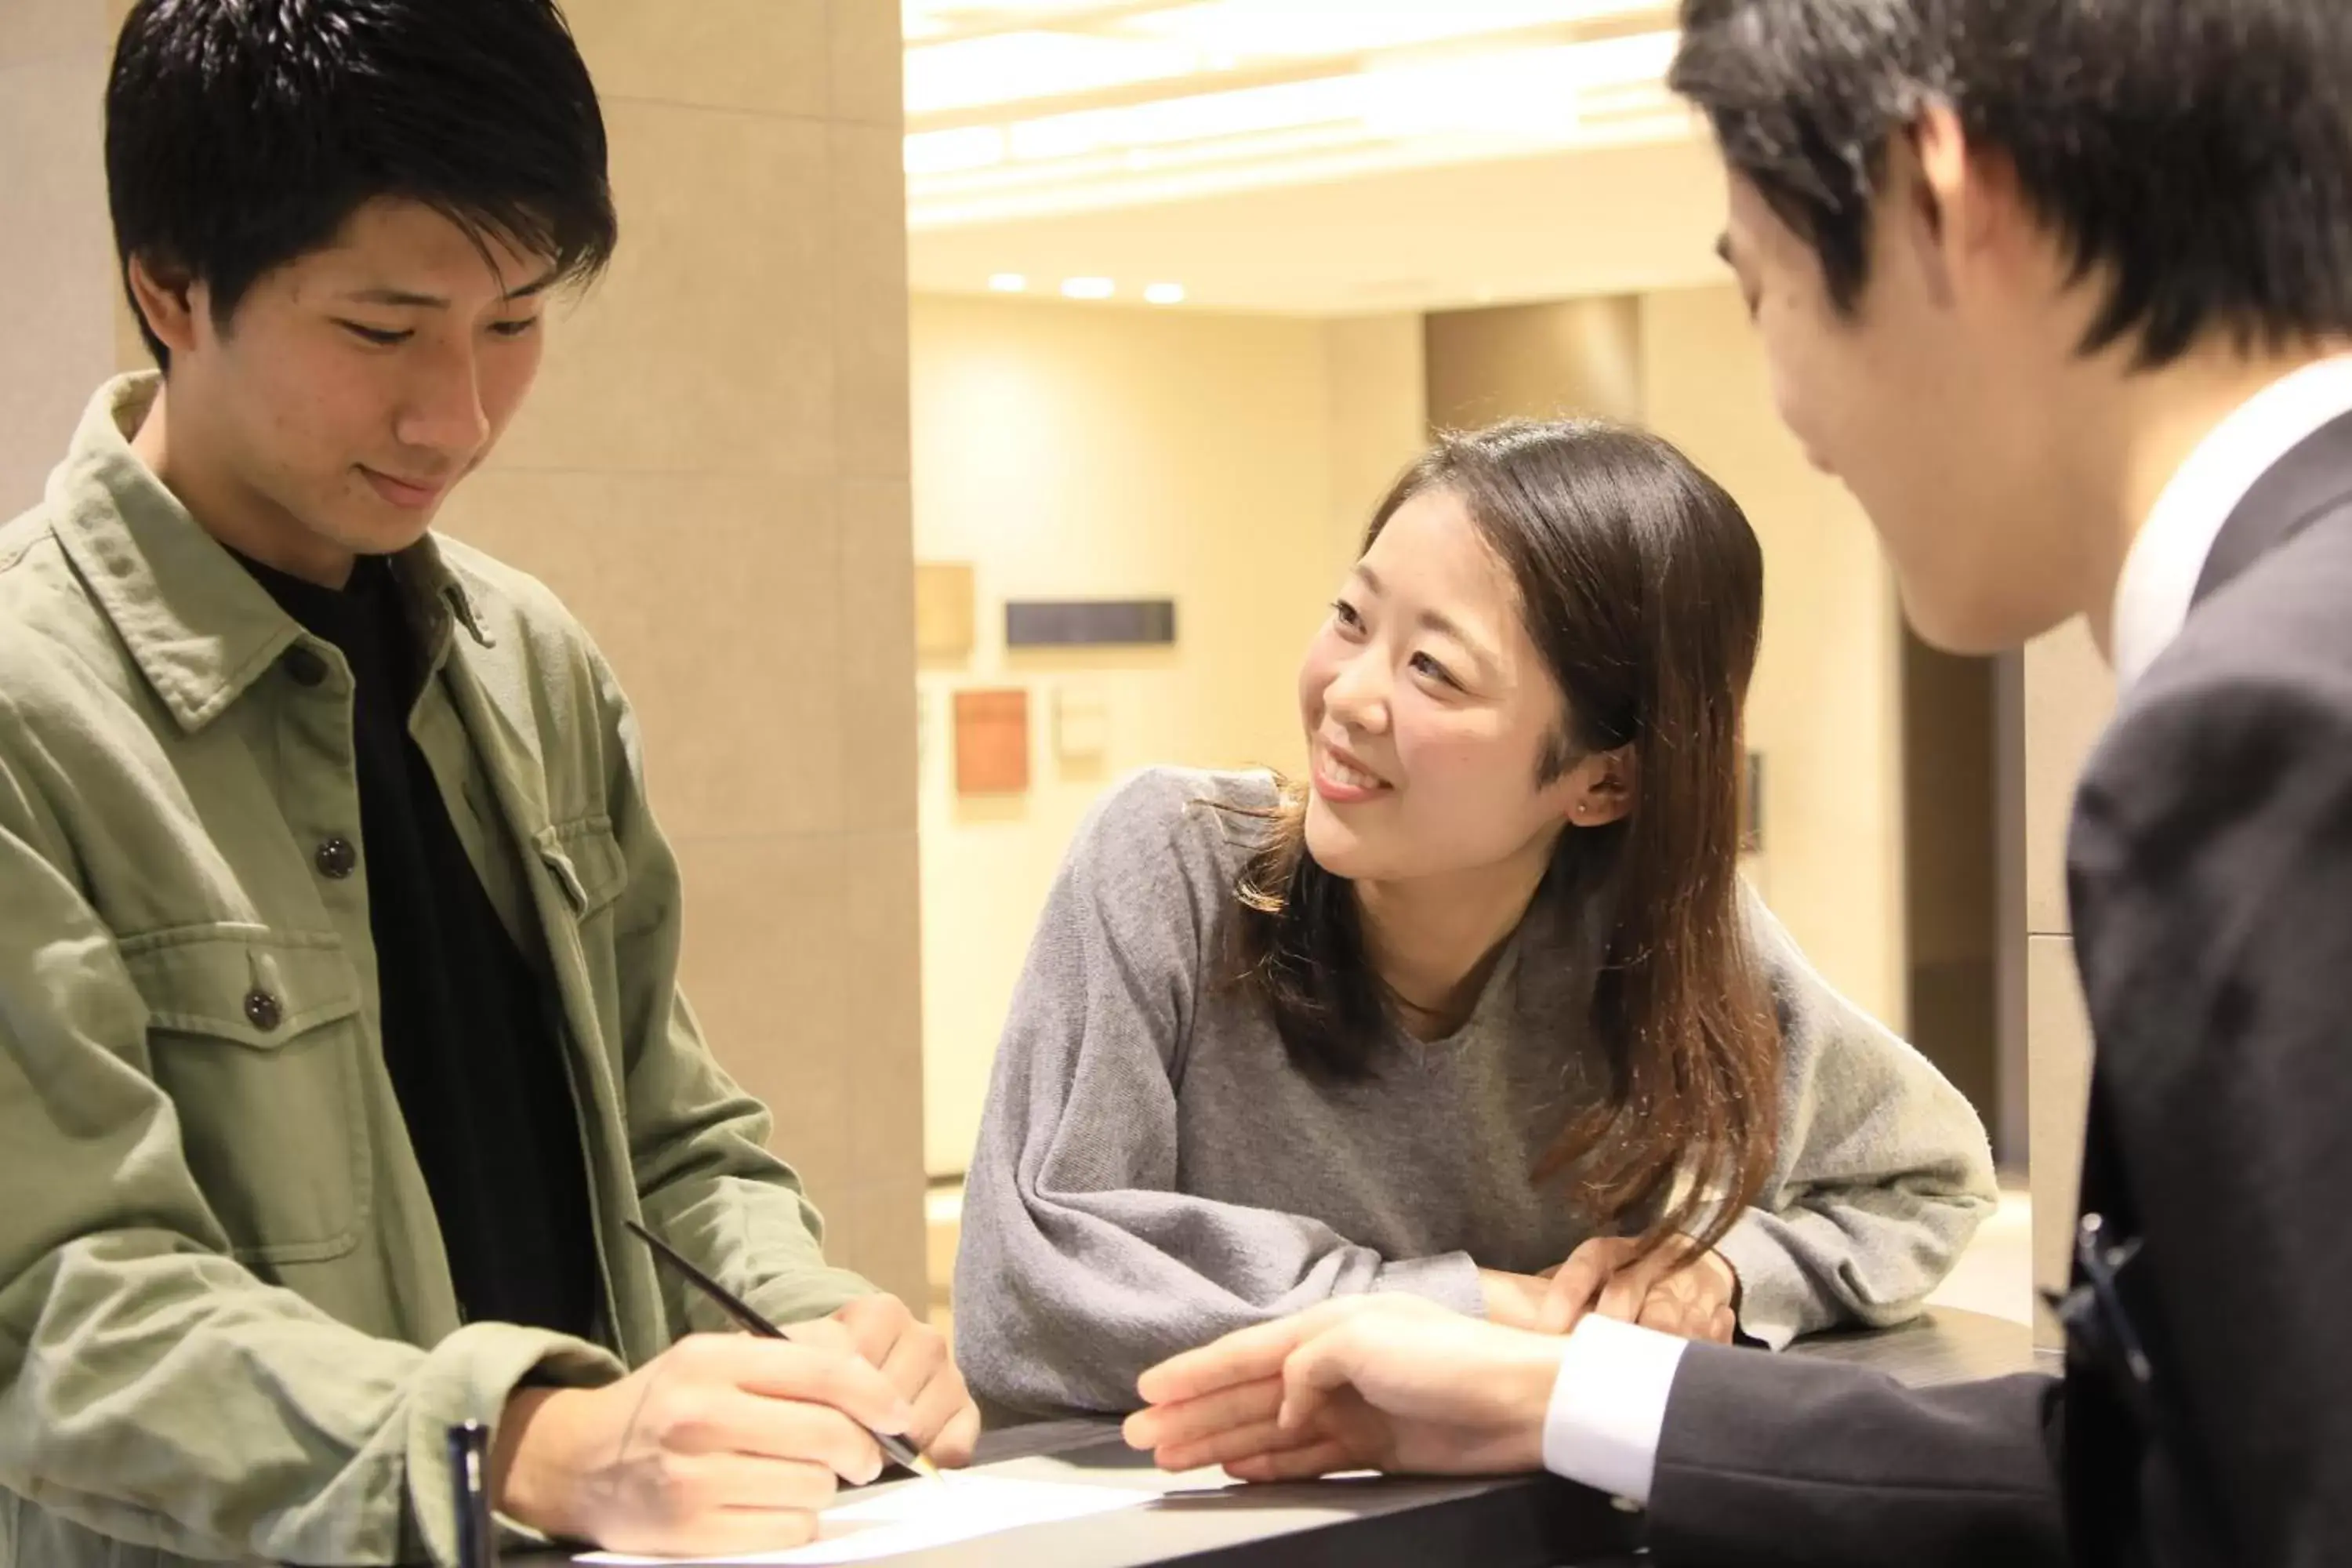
left=1640, top=412, right=2352, bottom=1568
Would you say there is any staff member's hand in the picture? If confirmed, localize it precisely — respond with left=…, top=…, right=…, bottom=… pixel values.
left=1540, top=1234, right=1738, bottom=1341
left=792, top=1293, right=981, bottom=1468
left=1123, top=1294, right=1564, bottom=1481
left=492, top=1333, right=911, bottom=1557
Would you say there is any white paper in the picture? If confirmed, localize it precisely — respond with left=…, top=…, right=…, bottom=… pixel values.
left=574, top=1474, right=1156, bottom=1565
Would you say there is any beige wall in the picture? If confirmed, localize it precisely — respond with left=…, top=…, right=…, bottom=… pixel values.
left=1906, top=641, right=1999, bottom=974
left=1903, top=634, right=2000, bottom=1142
left=0, top=1, right=124, bottom=514
left=1639, top=284, right=1910, bottom=1026
left=1324, top=313, right=1428, bottom=575
left=431, top=0, right=926, bottom=1301
left=910, top=294, right=1428, bottom=1175
left=2017, top=621, right=2112, bottom=1339
left=1425, top=297, right=1644, bottom=431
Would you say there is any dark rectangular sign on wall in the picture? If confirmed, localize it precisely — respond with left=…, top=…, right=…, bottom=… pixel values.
left=1005, top=599, right=1177, bottom=648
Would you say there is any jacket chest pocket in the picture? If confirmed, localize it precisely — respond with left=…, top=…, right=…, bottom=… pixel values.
left=529, top=815, right=629, bottom=1025
left=122, top=927, right=370, bottom=1265
left=533, top=816, right=628, bottom=924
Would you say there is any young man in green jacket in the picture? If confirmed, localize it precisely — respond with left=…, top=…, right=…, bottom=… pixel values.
left=0, top=2, right=975, bottom=1563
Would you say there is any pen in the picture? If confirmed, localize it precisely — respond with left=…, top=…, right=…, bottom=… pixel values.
left=622, top=1218, right=942, bottom=1481
left=447, top=1419, right=497, bottom=1568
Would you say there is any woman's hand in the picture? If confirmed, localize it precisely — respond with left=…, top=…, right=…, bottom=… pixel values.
left=1539, top=1234, right=1739, bottom=1341
left=1476, top=1268, right=1559, bottom=1331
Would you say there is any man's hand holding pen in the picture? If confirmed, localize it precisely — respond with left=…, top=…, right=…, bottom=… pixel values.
left=493, top=1221, right=978, bottom=1559
left=492, top=1308, right=972, bottom=1559
left=789, top=1294, right=982, bottom=1469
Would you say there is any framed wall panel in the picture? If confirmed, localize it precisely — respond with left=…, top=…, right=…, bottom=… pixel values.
left=953, top=688, right=1029, bottom=794
left=1054, top=684, right=1109, bottom=758
left=916, top=562, right=976, bottom=658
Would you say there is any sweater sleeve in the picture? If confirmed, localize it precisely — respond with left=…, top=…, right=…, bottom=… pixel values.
left=1710, top=886, right=2000, bottom=1348
left=951, top=771, right=1486, bottom=1419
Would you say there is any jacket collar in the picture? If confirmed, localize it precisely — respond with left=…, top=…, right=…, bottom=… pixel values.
left=49, top=373, right=493, bottom=731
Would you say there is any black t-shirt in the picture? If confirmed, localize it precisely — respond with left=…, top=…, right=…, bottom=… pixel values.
left=241, top=552, right=599, bottom=1339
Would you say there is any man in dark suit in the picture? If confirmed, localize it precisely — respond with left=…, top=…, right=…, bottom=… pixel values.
left=1121, top=2, right=2352, bottom=1563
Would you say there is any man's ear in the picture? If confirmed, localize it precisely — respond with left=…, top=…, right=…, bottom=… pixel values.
left=1896, top=97, right=2034, bottom=311
left=126, top=252, right=205, bottom=360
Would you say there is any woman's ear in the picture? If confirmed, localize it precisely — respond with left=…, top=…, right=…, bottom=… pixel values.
left=1566, top=744, right=1639, bottom=827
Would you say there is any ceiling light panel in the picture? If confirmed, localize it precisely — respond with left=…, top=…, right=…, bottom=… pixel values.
left=907, top=31, right=1209, bottom=115
left=1119, top=0, right=1668, bottom=58
left=902, top=2, right=1690, bottom=228
left=902, top=0, right=1131, bottom=43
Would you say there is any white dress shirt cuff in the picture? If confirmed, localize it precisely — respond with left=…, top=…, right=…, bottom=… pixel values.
left=1538, top=1316, right=1690, bottom=1508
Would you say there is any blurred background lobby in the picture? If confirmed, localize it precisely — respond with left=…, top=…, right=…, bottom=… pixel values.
left=0, top=0, right=2110, bottom=1348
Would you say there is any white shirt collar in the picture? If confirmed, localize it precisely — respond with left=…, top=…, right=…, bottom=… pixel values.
left=2113, top=354, right=2352, bottom=690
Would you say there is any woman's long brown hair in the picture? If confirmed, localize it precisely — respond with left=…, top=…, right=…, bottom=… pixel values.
left=1229, top=418, right=1780, bottom=1260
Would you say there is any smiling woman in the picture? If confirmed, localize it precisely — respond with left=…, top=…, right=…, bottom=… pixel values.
left=1236, top=423, right=1780, bottom=1245
left=951, top=417, right=1999, bottom=1421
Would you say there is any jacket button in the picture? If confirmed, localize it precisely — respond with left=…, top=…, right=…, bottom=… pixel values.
left=283, top=646, right=328, bottom=687
left=314, top=837, right=358, bottom=879
left=243, top=990, right=282, bottom=1032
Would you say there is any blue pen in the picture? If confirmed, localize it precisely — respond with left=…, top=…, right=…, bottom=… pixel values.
left=448, top=1419, right=497, bottom=1568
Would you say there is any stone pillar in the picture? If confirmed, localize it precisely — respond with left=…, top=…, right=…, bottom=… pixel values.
left=439, top=0, right=924, bottom=1301
left=0, top=0, right=132, bottom=514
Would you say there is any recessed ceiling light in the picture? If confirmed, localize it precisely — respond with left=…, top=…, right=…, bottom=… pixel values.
left=989, top=272, right=1028, bottom=292
left=1061, top=277, right=1116, bottom=299
left=1143, top=282, right=1186, bottom=306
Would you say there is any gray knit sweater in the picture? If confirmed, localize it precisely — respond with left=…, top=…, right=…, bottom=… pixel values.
left=953, top=768, right=1996, bottom=1417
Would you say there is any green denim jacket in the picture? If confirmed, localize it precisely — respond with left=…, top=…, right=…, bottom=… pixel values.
left=0, top=377, right=876, bottom=1566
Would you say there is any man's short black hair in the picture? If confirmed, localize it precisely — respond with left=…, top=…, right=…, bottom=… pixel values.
left=107, top=0, right=619, bottom=369
left=1670, top=0, right=2352, bottom=367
